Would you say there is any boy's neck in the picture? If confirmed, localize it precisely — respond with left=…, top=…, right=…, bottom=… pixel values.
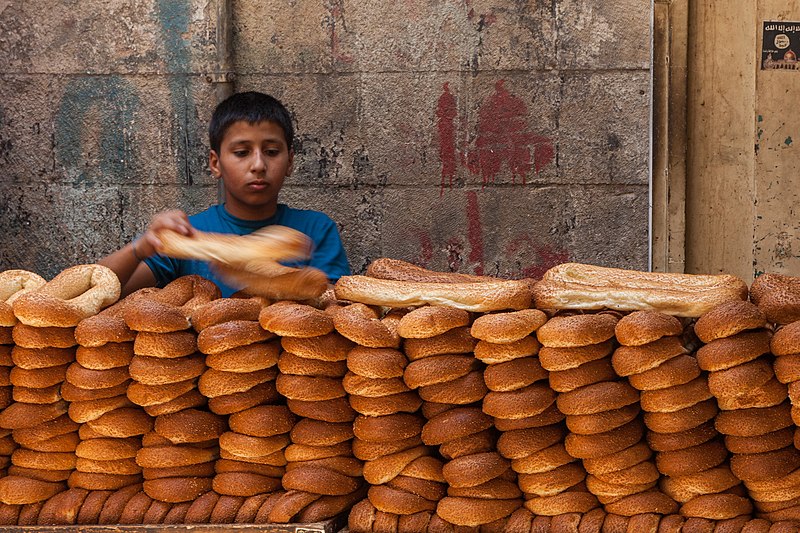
left=222, top=202, right=279, bottom=221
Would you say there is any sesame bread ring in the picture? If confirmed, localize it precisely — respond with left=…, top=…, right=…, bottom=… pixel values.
left=76, top=457, right=141, bottom=476
left=549, top=358, right=617, bottom=394
left=437, top=496, right=521, bottom=526
left=725, top=426, right=794, bottom=454
left=362, top=446, right=430, bottom=485
left=12, top=346, right=75, bottom=370
left=403, top=326, right=475, bottom=360
left=556, top=381, right=640, bottom=416
left=418, top=370, right=487, bottom=405
left=715, top=402, right=793, bottom=436
left=442, top=452, right=510, bottom=488
left=197, top=320, right=274, bottom=355
left=277, top=351, right=346, bottom=378
left=136, top=446, right=218, bottom=468
left=696, top=330, right=773, bottom=372
left=217, top=459, right=284, bottom=478
left=207, top=340, right=280, bottom=373
left=421, top=407, right=493, bottom=446
left=68, top=395, right=135, bottom=423
left=615, top=311, right=683, bottom=346
left=611, top=336, right=687, bottom=377
left=730, top=446, right=800, bottom=482
left=332, top=303, right=399, bottom=348
left=387, top=476, right=445, bottom=502
left=646, top=421, right=718, bottom=452
left=640, top=376, right=713, bottom=413
left=198, top=368, right=276, bottom=398
left=259, top=302, right=334, bottom=338
left=133, top=331, right=197, bottom=359
left=142, top=498, right=173, bottom=524
left=73, top=298, right=138, bottom=348
left=228, top=405, right=295, bottom=438
left=776, top=354, right=800, bottom=383
left=483, top=382, right=557, bottom=419
left=511, top=442, right=577, bottom=475
left=232, top=493, right=271, bottom=524
left=86, top=407, right=153, bottom=438
left=772, top=321, right=800, bottom=356
left=680, top=494, right=753, bottom=520
left=628, top=354, right=701, bottom=391
left=643, top=398, right=718, bottom=434
left=438, top=428, right=496, bottom=460
left=66, top=382, right=129, bottom=405
left=75, top=343, right=134, bottom=370
left=296, top=487, right=368, bottom=524
left=0, top=400, right=68, bottom=430
left=484, top=356, right=548, bottom=392
left=207, top=381, right=279, bottom=415
left=447, top=478, right=521, bottom=500
left=694, top=300, right=766, bottom=343
left=346, top=347, right=407, bottom=379
left=396, top=306, right=470, bottom=339
left=265, top=490, right=320, bottom=524
left=0, top=270, right=47, bottom=326
left=585, top=475, right=656, bottom=502
left=656, top=439, right=728, bottom=477
left=276, top=374, right=346, bottom=401
left=353, top=435, right=422, bottom=461
left=144, top=389, right=205, bottom=417
left=0, top=476, right=65, bottom=505
left=9, top=363, right=68, bottom=388
left=12, top=324, right=76, bottom=348
left=220, top=432, right=290, bottom=458
left=124, top=276, right=220, bottom=333
left=154, top=408, right=226, bottom=444
left=76, top=437, right=141, bottom=461
left=212, top=472, right=281, bottom=497
left=12, top=413, right=78, bottom=446
left=12, top=264, right=120, bottom=328
left=750, top=272, right=800, bottom=324
left=406, top=354, right=479, bottom=390
left=12, top=449, right=76, bottom=470
left=368, top=485, right=437, bottom=515
left=564, top=419, right=645, bottom=460
left=66, top=363, right=129, bottom=389
left=471, top=309, right=548, bottom=344
left=353, top=413, right=424, bottom=443
left=7, top=465, right=71, bottom=483
left=75, top=490, right=113, bottom=525
left=497, top=425, right=566, bottom=460
left=602, top=490, right=678, bottom=516
left=0, top=329, right=10, bottom=346
left=20, top=430, right=78, bottom=454
left=280, top=332, right=354, bottom=361
left=285, top=397, right=357, bottom=423
left=143, top=461, right=216, bottom=480
left=191, top=297, right=262, bottom=332
left=536, top=313, right=618, bottom=348
left=538, top=341, right=614, bottom=371
left=343, top=373, right=410, bottom=397
left=474, top=336, right=540, bottom=364
left=282, top=466, right=360, bottom=496
left=143, top=477, right=212, bottom=503
left=565, top=403, right=641, bottom=436
left=126, top=377, right=196, bottom=407
left=660, top=467, right=740, bottom=503
left=129, top=353, right=206, bottom=386
left=717, top=376, right=787, bottom=410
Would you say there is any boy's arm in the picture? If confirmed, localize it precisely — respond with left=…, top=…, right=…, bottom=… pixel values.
left=98, top=209, right=194, bottom=296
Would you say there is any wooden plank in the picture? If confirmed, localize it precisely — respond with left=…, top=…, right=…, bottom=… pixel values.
left=685, top=1, right=758, bottom=281
left=653, top=0, right=689, bottom=273
left=753, top=0, right=800, bottom=276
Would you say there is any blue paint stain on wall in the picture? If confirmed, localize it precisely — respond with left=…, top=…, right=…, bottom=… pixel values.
left=55, top=77, right=140, bottom=186
left=785, top=136, right=793, bottom=146
left=156, top=0, right=196, bottom=185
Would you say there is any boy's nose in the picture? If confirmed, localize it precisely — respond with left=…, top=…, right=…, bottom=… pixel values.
left=251, top=152, right=266, bottom=171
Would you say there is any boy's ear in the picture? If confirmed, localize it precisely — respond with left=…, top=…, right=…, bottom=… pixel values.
left=209, top=150, right=221, bottom=179
left=286, top=149, right=294, bottom=177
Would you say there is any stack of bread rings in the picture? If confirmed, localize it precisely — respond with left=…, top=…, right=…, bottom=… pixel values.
left=194, top=296, right=285, bottom=501
left=262, top=300, right=364, bottom=523
left=612, top=311, right=719, bottom=527
left=772, top=321, right=800, bottom=444
left=695, top=301, right=796, bottom=522
left=123, top=276, right=220, bottom=504
left=473, top=308, right=573, bottom=530
left=0, top=265, right=119, bottom=508
left=0, top=270, right=44, bottom=481
left=69, top=295, right=141, bottom=494
left=342, top=305, right=443, bottom=532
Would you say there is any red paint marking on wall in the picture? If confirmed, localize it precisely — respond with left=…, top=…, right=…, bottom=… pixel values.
left=467, top=191, right=484, bottom=275
left=414, top=229, right=434, bottom=267
left=326, top=1, right=354, bottom=63
left=465, top=80, right=551, bottom=186
left=436, top=83, right=458, bottom=196
left=506, top=236, right=570, bottom=279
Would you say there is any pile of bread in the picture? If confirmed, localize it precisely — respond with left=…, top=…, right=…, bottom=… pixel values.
left=3, top=259, right=800, bottom=531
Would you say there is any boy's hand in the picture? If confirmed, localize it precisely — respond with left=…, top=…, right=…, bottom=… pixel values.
left=136, top=210, right=193, bottom=259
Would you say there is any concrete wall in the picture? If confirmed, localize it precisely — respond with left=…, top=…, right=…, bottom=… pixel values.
left=0, top=1, right=652, bottom=280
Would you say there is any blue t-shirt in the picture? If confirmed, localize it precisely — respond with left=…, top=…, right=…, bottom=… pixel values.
left=145, top=204, right=350, bottom=297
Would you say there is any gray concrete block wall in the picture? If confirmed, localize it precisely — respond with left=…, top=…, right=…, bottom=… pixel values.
left=0, top=0, right=652, bottom=282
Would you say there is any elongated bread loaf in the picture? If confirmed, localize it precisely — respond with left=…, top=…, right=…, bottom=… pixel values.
left=533, top=263, right=748, bottom=317
left=366, top=258, right=494, bottom=283
left=156, top=226, right=312, bottom=267
left=334, top=276, right=532, bottom=312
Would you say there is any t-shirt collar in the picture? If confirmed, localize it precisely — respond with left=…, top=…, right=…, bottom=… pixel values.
left=219, top=203, right=285, bottom=229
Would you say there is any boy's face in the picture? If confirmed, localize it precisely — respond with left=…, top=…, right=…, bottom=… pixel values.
left=209, top=119, right=294, bottom=220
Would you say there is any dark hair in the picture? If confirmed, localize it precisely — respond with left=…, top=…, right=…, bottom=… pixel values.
left=208, top=91, right=294, bottom=153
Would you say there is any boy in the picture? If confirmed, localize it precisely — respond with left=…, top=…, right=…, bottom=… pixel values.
left=100, top=91, right=350, bottom=297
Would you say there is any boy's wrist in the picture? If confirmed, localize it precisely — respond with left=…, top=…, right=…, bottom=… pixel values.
left=131, top=238, right=152, bottom=261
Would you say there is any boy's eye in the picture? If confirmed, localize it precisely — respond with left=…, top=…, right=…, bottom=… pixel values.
left=233, top=150, right=248, bottom=157
left=265, top=149, right=280, bottom=156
